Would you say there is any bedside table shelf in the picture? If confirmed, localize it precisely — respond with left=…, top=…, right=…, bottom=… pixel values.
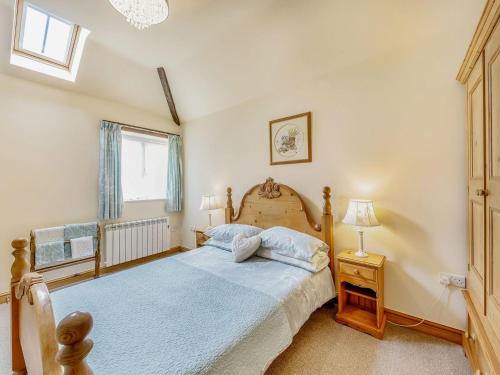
left=336, top=250, right=386, bottom=339
left=344, top=283, right=377, bottom=301
left=337, top=305, right=380, bottom=329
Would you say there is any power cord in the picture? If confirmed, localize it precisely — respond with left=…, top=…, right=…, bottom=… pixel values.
left=387, top=285, right=449, bottom=328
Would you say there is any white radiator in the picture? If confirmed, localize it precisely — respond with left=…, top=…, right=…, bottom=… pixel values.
left=104, top=217, right=170, bottom=267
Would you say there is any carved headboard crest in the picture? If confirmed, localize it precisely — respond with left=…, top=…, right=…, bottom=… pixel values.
left=258, top=177, right=282, bottom=199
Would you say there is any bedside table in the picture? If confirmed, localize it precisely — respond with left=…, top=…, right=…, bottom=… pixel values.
left=335, top=250, right=386, bottom=339
left=195, top=229, right=209, bottom=248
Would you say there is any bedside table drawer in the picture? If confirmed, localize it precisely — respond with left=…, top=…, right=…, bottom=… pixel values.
left=340, top=263, right=376, bottom=281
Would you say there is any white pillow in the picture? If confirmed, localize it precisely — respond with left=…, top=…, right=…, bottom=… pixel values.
left=204, top=238, right=233, bottom=252
left=205, top=224, right=263, bottom=242
left=231, top=234, right=261, bottom=262
left=256, top=248, right=329, bottom=273
left=259, top=226, right=329, bottom=262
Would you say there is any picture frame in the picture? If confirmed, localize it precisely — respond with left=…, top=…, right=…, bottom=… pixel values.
left=269, top=112, right=312, bottom=165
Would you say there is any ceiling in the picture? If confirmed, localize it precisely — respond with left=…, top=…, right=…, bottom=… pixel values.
left=0, top=0, right=485, bottom=122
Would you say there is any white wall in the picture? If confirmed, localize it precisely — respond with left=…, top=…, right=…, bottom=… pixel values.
left=0, top=0, right=482, bottom=331
left=0, top=73, right=181, bottom=294
left=181, top=5, right=479, bottom=329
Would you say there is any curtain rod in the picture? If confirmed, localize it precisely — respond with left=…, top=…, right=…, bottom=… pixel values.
left=103, top=120, right=180, bottom=138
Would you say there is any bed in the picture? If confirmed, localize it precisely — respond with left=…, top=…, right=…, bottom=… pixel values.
left=9, top=177, right=335, bottom=375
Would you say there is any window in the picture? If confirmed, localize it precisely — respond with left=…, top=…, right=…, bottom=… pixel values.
left=121, top=131, right=169, bottom=201
left=19, top=5, right=75, bottom=64
left=10, top=0, right=90, bottom=81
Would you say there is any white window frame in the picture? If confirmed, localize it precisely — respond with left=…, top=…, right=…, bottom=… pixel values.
left=121, top=130, right=169, bottom=203
left=10, top=0, right=90, bottom=82
left=13, top=0, right=79, bottom=69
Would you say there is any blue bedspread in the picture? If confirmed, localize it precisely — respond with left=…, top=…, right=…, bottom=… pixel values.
left=51, top=255, right=292, bottom=375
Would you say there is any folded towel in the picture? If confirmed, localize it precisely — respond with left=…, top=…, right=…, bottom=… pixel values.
left=70, top=236, right=94, bottom=259
left=64, top=222, right=98, bottom=240
left=64, top=222, right=97, bottom=258
left=34, top=227, right=64, bottom=244
left=36, top=241, right=65, bottom=267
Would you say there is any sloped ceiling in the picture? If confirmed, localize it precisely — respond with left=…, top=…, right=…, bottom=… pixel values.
left=0, top=0, right=486, bottom=121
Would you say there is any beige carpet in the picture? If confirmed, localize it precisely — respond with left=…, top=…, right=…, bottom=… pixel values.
left=267, top=306, right=470, bottom=375
left=0, top=303, right=469, bottom=375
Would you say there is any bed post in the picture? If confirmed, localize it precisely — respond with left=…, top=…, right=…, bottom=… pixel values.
left=29, top=233, right=36, bottom=272
left=11, top=238, right=96, bottom=375
left=95, top=224, right=101, bottom=278
left=225, top=187, right=234, bottom=224
left=11, top=238, right=29, bottom=375
left=322, top=187, right=334, bottom=271
left=56, top=311, right=94, bottom=375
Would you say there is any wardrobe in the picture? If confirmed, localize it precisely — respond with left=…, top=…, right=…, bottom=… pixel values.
left=459, top=1, right=500, bottom=374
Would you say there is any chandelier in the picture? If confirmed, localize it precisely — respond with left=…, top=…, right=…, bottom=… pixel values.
left=108, top=0, right=169, bottom=30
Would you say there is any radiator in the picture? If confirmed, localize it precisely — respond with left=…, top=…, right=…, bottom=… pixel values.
left=104, top=217, right=170, bottom=267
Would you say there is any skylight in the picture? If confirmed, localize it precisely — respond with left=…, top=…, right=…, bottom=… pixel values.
left=10, top=0, right=90, bottom=82
left=21, top=5, right=74, bottom=63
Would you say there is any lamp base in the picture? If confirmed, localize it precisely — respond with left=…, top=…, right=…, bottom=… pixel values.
left=354, top=229, right=368, bottom=257
left=207, top=212, right=213, bottom=229
left=354, top=249, right=369, bottom=258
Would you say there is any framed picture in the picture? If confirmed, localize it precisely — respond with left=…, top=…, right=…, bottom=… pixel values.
left=269, top=112, right=312, bottom=165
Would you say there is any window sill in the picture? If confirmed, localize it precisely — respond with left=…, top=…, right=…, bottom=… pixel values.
left=125, top=199, right=166, bottom=203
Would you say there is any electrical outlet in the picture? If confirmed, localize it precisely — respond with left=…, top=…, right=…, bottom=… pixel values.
left=439, top=272, right=466, bottom=288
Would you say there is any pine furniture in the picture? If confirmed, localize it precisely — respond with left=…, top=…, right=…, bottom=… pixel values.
left=9, top=177, right=334, bottom=374
left=195, top=229, right=209, bottom=247
left=458, top=1, right=500, bottom=373
left=225, top=177, right=334, bottom=270
left=335, top=250, right=386, bottom=339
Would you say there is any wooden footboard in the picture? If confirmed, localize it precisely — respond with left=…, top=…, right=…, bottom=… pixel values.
left=10, top=238, right=94, bottom=375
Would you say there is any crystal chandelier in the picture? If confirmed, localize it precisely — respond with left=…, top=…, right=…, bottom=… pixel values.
left=108, top=0, right=169, bottom=30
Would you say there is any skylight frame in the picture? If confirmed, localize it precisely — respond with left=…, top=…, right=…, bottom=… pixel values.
left=12, top=0, right=81, bottom=70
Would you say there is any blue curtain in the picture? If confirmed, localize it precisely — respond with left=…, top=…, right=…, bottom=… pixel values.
left=98, top=121, right=123, bottom=220
left=166, top=135, right=183, bottom=212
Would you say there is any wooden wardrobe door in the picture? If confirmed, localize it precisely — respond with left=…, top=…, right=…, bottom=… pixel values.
left=485, top=20, right=500, bottom=340
left=467, top=55, right=486, bottom=313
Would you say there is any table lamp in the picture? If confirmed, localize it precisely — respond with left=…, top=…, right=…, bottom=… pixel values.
left=342, top=199, right=380, bottom=257
left=200, top=195, right=221, bottom=229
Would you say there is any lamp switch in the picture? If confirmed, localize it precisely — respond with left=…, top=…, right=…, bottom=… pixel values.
left=439, top=272, right=465, bottom=288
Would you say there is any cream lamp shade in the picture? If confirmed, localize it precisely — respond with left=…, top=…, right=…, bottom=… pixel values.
left=200, top=195, right=222, bottom=228
left=200, top=195, right=221, bottom=211
left=342, top=199, right=380, bottom=257
left=342, top=199, right=380, bottom=227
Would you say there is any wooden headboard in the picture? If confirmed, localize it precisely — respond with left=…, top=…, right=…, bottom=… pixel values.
left=225, top=177, right=334, bottom=270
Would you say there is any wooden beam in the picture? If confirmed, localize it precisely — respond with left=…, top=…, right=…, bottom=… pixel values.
left=157, top=67, right=181, bottom=126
